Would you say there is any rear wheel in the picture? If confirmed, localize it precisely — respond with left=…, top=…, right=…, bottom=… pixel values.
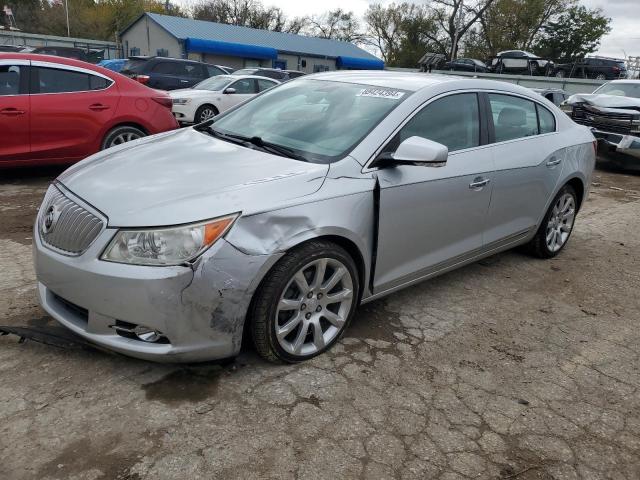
left=250, top=240, right=359, bottom=363
left=526, top=185, right=578, bottom=258
left=595, top=73, right=606, bottom=80
left=101, top=126, right=145, bottom=150
left=195, top=104, right=218, bottom=123
left=555, top=69, right=566, bottom=78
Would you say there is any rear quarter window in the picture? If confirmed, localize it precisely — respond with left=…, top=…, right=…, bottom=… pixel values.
left=537, top=104, right=556, bottom=134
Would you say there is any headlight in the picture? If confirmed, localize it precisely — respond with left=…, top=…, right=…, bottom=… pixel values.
left=101, top=214, right=238, bottom=266
left=560, top=102, right=573, bottom=114
left=172, top=98, right=190, bottom=105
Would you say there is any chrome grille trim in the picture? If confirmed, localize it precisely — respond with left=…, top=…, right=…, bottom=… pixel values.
left=38, top=185, right=104, bottom=256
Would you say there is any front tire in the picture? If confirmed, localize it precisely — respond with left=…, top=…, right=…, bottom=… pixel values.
left=195, top=104, right=218, bottom=123
left=526, top=185, right=578, bottom=258
left=555, top=69, right=566, bottom=78
left=101, top=125, right=145, bottom=150
left=250, top=240, right=360, bottom=363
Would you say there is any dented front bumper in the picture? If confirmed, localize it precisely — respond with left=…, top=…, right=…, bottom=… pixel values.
left=592, top=129, right=640, bottom=159
left=33, top=226, right=280, bottom=362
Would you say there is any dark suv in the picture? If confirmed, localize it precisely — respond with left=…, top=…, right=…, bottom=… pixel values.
left=554, top=57, right=627, bottom=80
left=121, top=56, right=227, bottom=90
left=233, top=67, right=290, bottom=81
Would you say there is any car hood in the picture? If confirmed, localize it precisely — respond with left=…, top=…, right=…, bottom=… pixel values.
left=58, top=128, right=329, bottom=227
left=565, top=93, right=640, bottom=110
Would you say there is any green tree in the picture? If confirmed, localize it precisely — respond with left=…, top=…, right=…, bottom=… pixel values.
left=477, top=0, right=573, bottom=57
left=534, top=5, right=611, bottom=63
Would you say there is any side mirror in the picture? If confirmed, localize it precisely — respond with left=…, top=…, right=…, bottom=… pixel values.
left=223, top=87, right=236, bottom=94
left=374, top=136, right=448, bottom=168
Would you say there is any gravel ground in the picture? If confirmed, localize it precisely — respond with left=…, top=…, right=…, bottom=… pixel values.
left=0, top=158, right=639, bottom=480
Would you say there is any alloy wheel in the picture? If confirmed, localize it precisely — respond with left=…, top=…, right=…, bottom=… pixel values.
left=198, top=107, right=216, bottom=122
left=275, top=258, right=354, bottom=356
left=109, top=132, right=142, bottom=147
left=546, top=193, right=576, bottom=252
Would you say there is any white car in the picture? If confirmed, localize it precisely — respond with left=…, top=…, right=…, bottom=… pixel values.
left=169, top=74, right=280, bottom=124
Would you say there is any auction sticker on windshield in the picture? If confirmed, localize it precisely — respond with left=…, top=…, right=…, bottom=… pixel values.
left=357, top=88, right=405, bottom=100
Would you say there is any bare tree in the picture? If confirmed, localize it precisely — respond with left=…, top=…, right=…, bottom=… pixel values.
left=430, top=0, right=497, bottom=58
left=306, top=9, right=364, bottom=43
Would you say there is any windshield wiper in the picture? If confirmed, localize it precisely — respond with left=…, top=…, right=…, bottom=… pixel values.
left=244, top=136, right=308, bottom=162
left=195, top=122, right=307, bottom=161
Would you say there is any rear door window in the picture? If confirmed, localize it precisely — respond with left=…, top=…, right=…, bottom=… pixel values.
left=152, top=61, right=185, bottom=75
left=257, top=79, right=277, bottom=92
left=0, top=65, right=22, bottom=95
left=229, top=78, right=257, bottom=94
left=34, top=67, right=91, bottom=93
left=488, top=94, right=539, bottom=142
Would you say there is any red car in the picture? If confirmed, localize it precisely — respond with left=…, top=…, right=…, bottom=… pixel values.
left=0, top=53, right=178, bottom=168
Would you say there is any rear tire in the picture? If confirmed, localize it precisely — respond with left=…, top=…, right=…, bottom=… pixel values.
left=555, top=69, right=566, bottom=78
left=595, top=73, right=606, bottom=81
left=195, top=104, right=218, bottom=123
left=101, top=126, right=145, bottom=150
left=525, top=184, right=578, bottom=259
left=249, top=240, right=360, bottom=363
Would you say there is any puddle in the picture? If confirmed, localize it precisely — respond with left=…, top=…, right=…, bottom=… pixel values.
left=142, top=368, right=224, bottom=405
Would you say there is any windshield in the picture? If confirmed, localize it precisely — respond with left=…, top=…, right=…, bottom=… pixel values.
left=233, top=69, right=257, bottom=75
left=594, top=82, right=640, bottom=98
left=194, top=75, right=232, bottom=91
left=210, top=79, right=409, bottom=163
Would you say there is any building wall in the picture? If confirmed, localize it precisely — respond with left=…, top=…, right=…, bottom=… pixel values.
left=275, top=54, right=336, bottom=73
left=121, top=16, right=182, bottom=58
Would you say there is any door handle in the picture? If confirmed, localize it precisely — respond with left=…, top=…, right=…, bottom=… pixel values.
left=89, top=103, right=110, bottom=111
left=546, top=157, right=562, bottom=167
left=0, top=108, right=25, bottom=116
left=469, top=177, right=490, bottom=189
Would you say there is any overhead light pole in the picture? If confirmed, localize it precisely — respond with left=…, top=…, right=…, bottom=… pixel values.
left=65, top=0, right=70, bottom=37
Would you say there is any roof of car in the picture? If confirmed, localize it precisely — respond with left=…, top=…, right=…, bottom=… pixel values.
left=307, top=71, right=549, bottom=99
left=0, top=52, right=112, bottom=72
left=309, top=71, right=466, bottom=92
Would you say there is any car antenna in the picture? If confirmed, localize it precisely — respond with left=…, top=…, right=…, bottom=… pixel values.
left=193, top=118, right=215, bottom=132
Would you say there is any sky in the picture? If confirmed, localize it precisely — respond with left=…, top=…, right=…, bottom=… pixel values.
left=179, top=0, right=637, bottom=59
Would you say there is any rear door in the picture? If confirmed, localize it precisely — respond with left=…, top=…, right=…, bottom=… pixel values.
left=29, top=62, right=118, bottom=162
left=483, top=93, right=564, bottom=246
left=148, top=60, right=193, bottom=90
left=0, top=59, right=30, bottom=162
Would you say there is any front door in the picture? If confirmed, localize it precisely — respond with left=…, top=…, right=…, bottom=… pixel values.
left=0, top=60, right=30, bottom=163
left=373, top=93, right=494, bottom=293
left=220, top=78, right=257, bottom=111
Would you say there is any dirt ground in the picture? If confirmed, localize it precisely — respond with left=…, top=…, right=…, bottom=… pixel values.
left=1, top=157, right=639, bottom=480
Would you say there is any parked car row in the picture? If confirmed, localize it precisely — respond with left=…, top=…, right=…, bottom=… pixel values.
left=444, top=51, right=628, bottom=80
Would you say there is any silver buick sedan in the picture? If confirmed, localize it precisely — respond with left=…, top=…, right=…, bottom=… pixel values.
left=34, top=72, right=596, bottom=363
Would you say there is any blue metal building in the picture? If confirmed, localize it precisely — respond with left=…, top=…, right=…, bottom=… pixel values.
left=119, top=13, right=384, bottom=73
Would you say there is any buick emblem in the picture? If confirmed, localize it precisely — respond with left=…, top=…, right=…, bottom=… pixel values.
left=42, top=205, right=60, bottom=234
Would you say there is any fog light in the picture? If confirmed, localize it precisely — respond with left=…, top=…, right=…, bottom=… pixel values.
left=134, top=327, right=165, bottom=343
left=111, top=320, right=169, bottom=344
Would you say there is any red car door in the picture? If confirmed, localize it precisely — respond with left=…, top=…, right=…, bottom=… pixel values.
left=0, top=60, right=30, bottom=162
left=29, top=62, right=118, bottom=162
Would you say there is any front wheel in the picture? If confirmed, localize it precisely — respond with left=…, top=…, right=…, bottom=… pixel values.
left=101, top=126, right=145, bottom=150
left=555, top=69, right=566, bottom=78
left=250, top=240, right=360, bottom=363
left=195, top=104, right=218, bottom=123
left=526, top=185, right=578, bottom=258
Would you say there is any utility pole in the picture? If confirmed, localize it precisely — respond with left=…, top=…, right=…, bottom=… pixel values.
left=450, top=0, right=465, bottom=60
left=65, top=0, right=70, bottom=37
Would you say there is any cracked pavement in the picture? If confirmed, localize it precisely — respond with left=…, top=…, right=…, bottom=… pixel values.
left=0, top=160, right=639, bottom=479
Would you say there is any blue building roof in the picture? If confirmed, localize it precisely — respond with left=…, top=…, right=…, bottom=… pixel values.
left=134, top=13, right=381, bottom=62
